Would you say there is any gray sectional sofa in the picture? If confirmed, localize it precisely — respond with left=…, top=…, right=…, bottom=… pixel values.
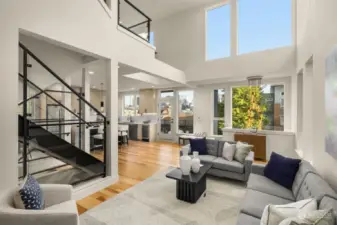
left=180, top=139, right=254, bottom=182
left=237, top=161, right=337, bottom=225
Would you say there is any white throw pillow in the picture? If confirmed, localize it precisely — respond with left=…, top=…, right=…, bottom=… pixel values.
left=222, top=142, right=236, bottom=161
left=260, top=198, right=317, bottom=225
left=278, top=209, right=335, bottom=225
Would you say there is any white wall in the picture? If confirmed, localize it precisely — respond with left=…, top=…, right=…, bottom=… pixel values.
left=194, top=87, right=212, bottom=134
left=153, top=1, right=296, bottom=83
left=117, top=27, right=186, bottom=84
left=20, top=34, right=84, bottom=89
left=296, top=0, right=337, bottom=190
left=296, top=0, right=315, bottom=72
left=0, top=0, right=119, bottom=191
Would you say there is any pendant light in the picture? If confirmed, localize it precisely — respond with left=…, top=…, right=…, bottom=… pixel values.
left=247, top=76, right=263, bottom=87
left=100, top=83, right=104, bottom=113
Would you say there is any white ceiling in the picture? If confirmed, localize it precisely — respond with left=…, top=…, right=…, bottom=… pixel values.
left=128, top=0, right=221, bottom=21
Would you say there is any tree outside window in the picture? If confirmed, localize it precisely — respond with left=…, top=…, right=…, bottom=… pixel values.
left=213, top=89, right=225, bottom=135
left=231, top=85, right=284, bottom=131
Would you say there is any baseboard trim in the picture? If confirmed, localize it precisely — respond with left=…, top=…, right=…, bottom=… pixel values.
left=72, top=175, right=119, bottom=200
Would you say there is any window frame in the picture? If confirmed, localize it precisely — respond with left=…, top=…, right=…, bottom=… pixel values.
left=210, top=78, right=289, bottom=135
left=177, top=90, right=195, bottom=134
left=236, top=0, right=294, bottom=55
left=122, top=92, right=139, bottom=116
left=204, top=0, right=295, bottom=59
left=211, top=89, right=226, bottom=135
left=230, top=82, right=286, bottom=131
left=205, top=1, right=231, bottom=61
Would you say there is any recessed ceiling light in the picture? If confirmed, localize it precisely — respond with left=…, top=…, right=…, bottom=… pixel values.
left=131, top=88, right=135, bottom=90
left=88, top=71, right=95, bottom=75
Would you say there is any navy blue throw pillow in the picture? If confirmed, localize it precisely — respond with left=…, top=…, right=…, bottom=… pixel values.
left=14, top=174, right=44, bottom=210
left=264, top=152, right=301, bottom=189
left=189, top=138, right=207, bottom=155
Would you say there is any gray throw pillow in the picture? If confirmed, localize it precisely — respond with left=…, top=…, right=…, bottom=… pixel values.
left=222, top=142, right=236, bottom=161
left=234, top=141, right=253, bottom=163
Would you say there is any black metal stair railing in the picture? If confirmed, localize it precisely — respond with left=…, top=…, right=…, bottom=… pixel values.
left=118, top=0, right=152, bottom=42
left=19, top=43, right=108, bottom=186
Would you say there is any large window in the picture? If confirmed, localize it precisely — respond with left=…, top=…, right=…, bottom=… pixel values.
left=206, top=4, right=231, bottom=61
left=238, top=0, right=292, bottom=54
left=213, top=89, right=225, bottom=135
left=232, top=85, right=284, bottom=131
left=178, top=91, right=194, bottom=134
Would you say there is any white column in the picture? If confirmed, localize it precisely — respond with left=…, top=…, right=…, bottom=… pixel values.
left=82, top=68, right=91, bottom=153
left=63, top=77, right=72, bottom=143
left=105, top=59, right=118, bottom=177
left=224, top=85, right=232, bottom=128
left=301, top=62, right=314, bottom=162
left=0, top=15, right=19, bottom=190
left=230, top=0, right=238, bottom=56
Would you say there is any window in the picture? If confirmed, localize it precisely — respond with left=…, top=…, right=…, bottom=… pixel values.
left=178, top=91, right=194, bottom=134
left=213, top=89, right=225, bottom=135
left=238, top=0, right=292, bottom=54
left=160, top=90, right=174, bottom=98
left=206, top=4, right=231, bottom=61
left=149, top=32, right=154, bottom=46
left=232, top=85, right=284, bottom=131
left=123, top=94, right=138, bottom=116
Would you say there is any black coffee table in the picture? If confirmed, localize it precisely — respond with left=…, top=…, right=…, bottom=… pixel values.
left=166, top=162, right=212, bottom=203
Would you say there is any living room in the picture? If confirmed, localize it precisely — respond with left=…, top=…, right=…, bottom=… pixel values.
left=2, top=0, right=337, bottom=224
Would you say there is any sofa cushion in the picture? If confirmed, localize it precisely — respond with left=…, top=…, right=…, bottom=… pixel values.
left=247, top=174, right=295, bottom=201
left=198, top=155, right=217, bottom=164
left=218, top=140, right=237, bottom=157
left=260, top=198, right=317, bottom=225
left=319, top=196, right=337, bottom=221
left=205, top=139, right=219, bottom=156
left=241, top=189, right=292, bottom=219
left=296, top=173, right=337, bottom=202
left=237, top=213, right=260, bottom=225
left=222, top=142, right=236, bottom=161
left=264, top=152, right=301, bottom=189
left=190, top=138, right=207, bottom=155
left=212, top=157, right=244, bottom=173
left=14, top=174, right=44, bottom=210
left=279, top=209, right=335, bottom=225
left=292, top=160, right=318, bottom=198
left=234, top=141, right=253, bottom=164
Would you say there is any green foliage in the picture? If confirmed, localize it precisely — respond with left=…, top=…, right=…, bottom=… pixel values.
left=232, top=86, right=269, bottom=130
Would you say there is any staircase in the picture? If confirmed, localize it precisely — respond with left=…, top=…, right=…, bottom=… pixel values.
left=18, top=43, right=107, bottom=186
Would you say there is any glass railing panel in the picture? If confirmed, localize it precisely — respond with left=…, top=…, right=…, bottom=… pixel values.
left=118, top=0, right=151, bottom=42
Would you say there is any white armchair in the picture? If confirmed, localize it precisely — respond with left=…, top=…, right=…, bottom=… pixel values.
left=0, top=184, right=79, bottom=225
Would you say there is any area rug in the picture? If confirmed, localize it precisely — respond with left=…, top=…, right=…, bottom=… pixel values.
left=80, top=168, right=247, bottom=225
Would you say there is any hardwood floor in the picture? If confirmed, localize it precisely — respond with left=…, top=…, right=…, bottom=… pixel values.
left=76, top=141, right=181, bottom=215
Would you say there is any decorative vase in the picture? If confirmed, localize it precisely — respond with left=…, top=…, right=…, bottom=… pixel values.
left=191, top=151, right=201, bottom=173
left=180, top=148, right=192, bottom=175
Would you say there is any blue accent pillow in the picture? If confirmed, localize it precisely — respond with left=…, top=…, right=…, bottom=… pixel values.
left=264, top=152, right=301, bottom=189
left=189, top=138, right=207, bottom=155
left=14, top=174, right=44, bottom=210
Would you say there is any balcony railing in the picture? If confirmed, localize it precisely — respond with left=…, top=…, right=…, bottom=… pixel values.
left=118, top=0, right=152, bottom=43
